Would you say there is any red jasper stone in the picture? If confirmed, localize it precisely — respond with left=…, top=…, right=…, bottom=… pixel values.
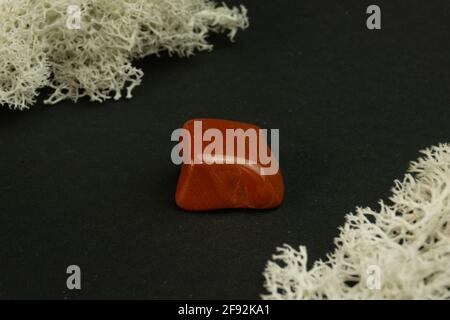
left=175, top=119, right=285, bottom=211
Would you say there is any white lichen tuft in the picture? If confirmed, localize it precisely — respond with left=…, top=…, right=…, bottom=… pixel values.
left=263, top=144, right=450, bottom=300
left=0, top=0, right=248, bottom=110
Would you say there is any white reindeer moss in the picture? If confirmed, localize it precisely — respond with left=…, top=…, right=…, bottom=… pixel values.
left=263, top=144, right=450, bottom=299
left=0, top=0, right=248, bottom=110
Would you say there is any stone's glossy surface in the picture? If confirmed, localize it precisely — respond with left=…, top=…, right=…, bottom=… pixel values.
left=175, top=119, right=284, bottom=211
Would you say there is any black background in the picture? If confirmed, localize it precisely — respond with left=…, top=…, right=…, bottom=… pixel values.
left=1, top=0, right=450, bottom=299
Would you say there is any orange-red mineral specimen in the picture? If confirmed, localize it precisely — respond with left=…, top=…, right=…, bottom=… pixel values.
left=175, top=119, right=284, bottom=211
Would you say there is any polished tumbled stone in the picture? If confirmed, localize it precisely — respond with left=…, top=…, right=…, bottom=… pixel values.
left=175, top=119, right=284, bottom=211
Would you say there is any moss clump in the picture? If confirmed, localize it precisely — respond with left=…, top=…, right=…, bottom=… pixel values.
left=264, top=144, right=450, bottom=300
left=0, top=0, right=248, bottom=110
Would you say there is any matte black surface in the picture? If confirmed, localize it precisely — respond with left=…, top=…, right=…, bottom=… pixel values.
left=1, top=0, right=450, bottom=299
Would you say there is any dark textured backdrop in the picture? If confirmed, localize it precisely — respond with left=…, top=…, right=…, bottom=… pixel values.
left=1, top=0, right=450, bottom=299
